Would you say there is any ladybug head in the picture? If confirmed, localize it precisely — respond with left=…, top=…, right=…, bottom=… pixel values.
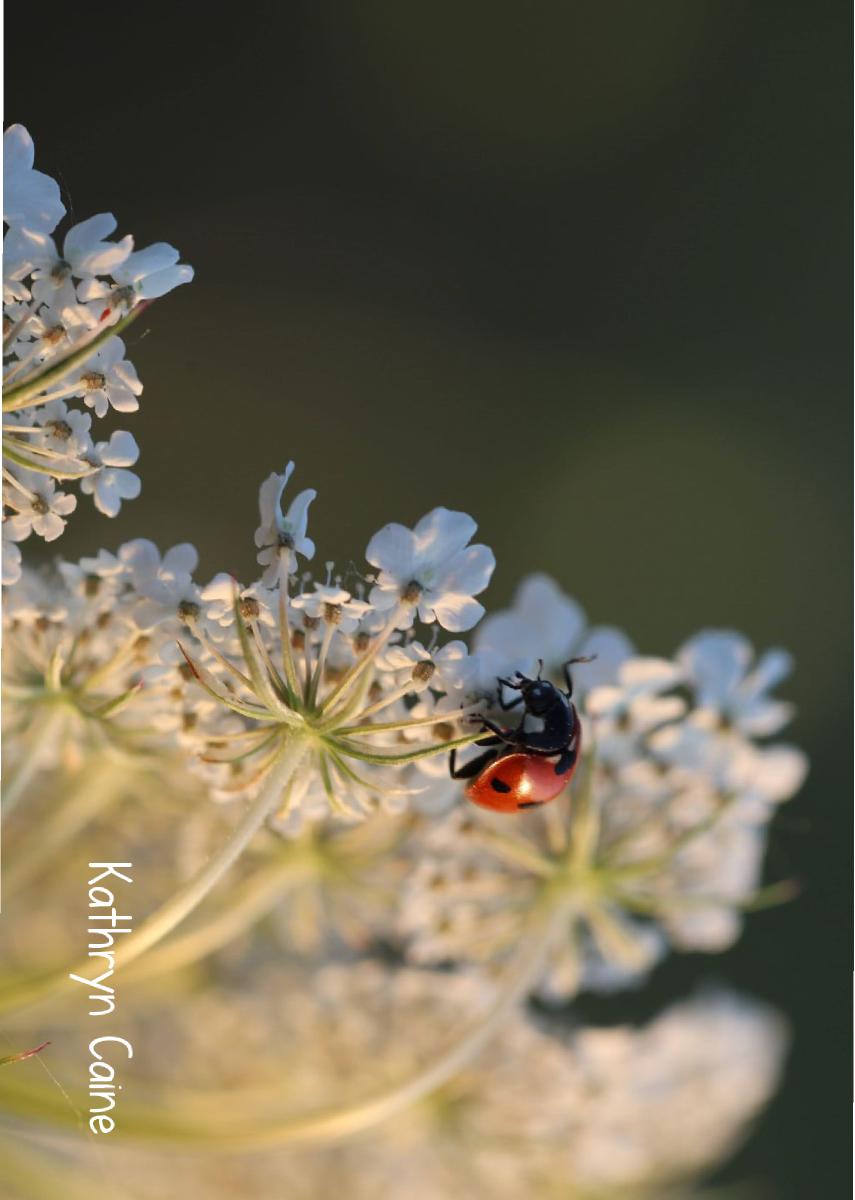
left=520, top=678, right=558, bottom=715
left=502, top=665, right=559, bottom=716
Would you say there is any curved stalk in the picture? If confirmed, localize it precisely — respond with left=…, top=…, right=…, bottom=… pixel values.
left=0, top=899, right=568, bottom=1150
left=2, top=706, right=68, bottom=818
left=2, top=303, right=150, bottom=411
left=122, top=854, right=312, bottom=984
left=0, top=736, right=309, bottom=1017
left=4, top=758, right=125, bottom=895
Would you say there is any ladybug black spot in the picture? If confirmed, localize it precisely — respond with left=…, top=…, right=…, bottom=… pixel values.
left=490, top=777, right=512, bottom=793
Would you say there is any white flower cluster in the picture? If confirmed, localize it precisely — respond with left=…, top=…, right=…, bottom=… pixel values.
left=396, top=575, right=807, bottom=999
left=5, top=464, right=805, bottom=1004
left=8, top=963, right=785, bottom=1200
left=3, top=463, right=496, bottom=834
left=2, top=126, right=193, bottom=583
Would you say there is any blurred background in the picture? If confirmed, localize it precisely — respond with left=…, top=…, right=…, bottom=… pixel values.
left=7, top=1, right=850, bottom=1195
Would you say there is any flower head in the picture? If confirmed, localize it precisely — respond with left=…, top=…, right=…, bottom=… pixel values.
left=2, top=127, right=192, bottom=553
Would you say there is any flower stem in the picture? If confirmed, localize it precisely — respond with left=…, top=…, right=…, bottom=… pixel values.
left=4, top=758, right=125, bottom=896
left=319, top=606, right=404, bottom=715
left=2, top=303, right=150, bottom=411
left=122, top=853, right=312, bottom=984
left=0, top=736, right=309, bottom=1016
left=2, top=705, right=67, bottom=819
left=0, top=899, right=567, bottom=1148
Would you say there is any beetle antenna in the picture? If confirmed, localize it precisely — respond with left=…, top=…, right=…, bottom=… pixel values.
left=536, top=658, right=544, bottom=679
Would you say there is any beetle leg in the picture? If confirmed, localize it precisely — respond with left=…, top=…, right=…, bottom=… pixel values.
left=563, top=655, right=596, bottom=697
left=553, top=745, right=578, bottom=776
left=449, top=747, right=501, bottom=780
left=477, top=717, right=522, bottom=746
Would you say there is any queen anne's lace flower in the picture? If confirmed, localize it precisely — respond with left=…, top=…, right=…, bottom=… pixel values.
left=2, top=126, right=193, bottom=558
left=0, top=127, right=807, bottom=1199
left=393, top=603, right=806, bottom=998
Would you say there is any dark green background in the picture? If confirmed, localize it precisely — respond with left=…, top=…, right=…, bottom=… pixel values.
left=8, top=3, right=850, bottom=1195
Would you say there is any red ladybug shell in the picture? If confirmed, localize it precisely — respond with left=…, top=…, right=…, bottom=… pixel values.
left=465, top=751, right=575, bottom=814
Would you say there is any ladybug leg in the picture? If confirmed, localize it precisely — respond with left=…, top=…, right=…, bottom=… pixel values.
left=496, top=690, right=524, bottom=713
left=553, top=745, right=578, bottom=776
left=476, top=717, right=522, bottom=746
left=449, top=747, right=500, bottom=780
left=563, top=656, right=596, bottom=698
left=475, top=733, right=503, bottom=747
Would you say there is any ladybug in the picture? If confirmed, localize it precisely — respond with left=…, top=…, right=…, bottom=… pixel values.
left=449, top=657, right=590, bottom=813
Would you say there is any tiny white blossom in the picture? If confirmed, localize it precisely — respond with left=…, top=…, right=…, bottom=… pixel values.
left=3, top=471, right=77, bottom=541
left=381, top=639, right=476, bottom=693
left=110, top=241, right=194, bottom=300
left=7, top=214, right=133, bottom=308
left=366, top=507, right=495, bottom=632
left=201, top=574, right=278, bottom=634
left=79, top=430, right=141, bottom=516
left=68, top=337, right=144, bottom=417
left=291, top=583, right=371, bottom=633
left=254, top=462, right=317, bottom=583
left=120, top=539, right=201, bottom=627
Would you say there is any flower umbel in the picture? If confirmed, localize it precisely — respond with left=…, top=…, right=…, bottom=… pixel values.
left=2, top=125, right=193, bottom=576
left=182, top=467, right=490, bottom=827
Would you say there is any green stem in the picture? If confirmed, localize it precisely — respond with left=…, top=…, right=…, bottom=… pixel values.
left=4, top=759, right=124, bottom=895
left=0, top=899, right=567, bottom=1149
left=3, top=303, right=150, bottom=411
left=0, top=736, right=309, bottom=1016
left=319, top=605, right=405, bottom=715
left=123, top=853, right=312, bottom=983
left=2, top=706, right=68, bottom=819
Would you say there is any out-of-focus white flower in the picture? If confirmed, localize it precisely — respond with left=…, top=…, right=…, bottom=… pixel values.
left=474, top=572, right=633, bottom=695
left=2, top=521, right=26, bottom=585
left=678, top=630, right=794, bottom=736
left=587, top=656, right=685, bottom=767
left=120, top=539, right=201, bottom=627
left=3, top=124, right=65, bottom=231
left=366, top=507, right=495, bottom=632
